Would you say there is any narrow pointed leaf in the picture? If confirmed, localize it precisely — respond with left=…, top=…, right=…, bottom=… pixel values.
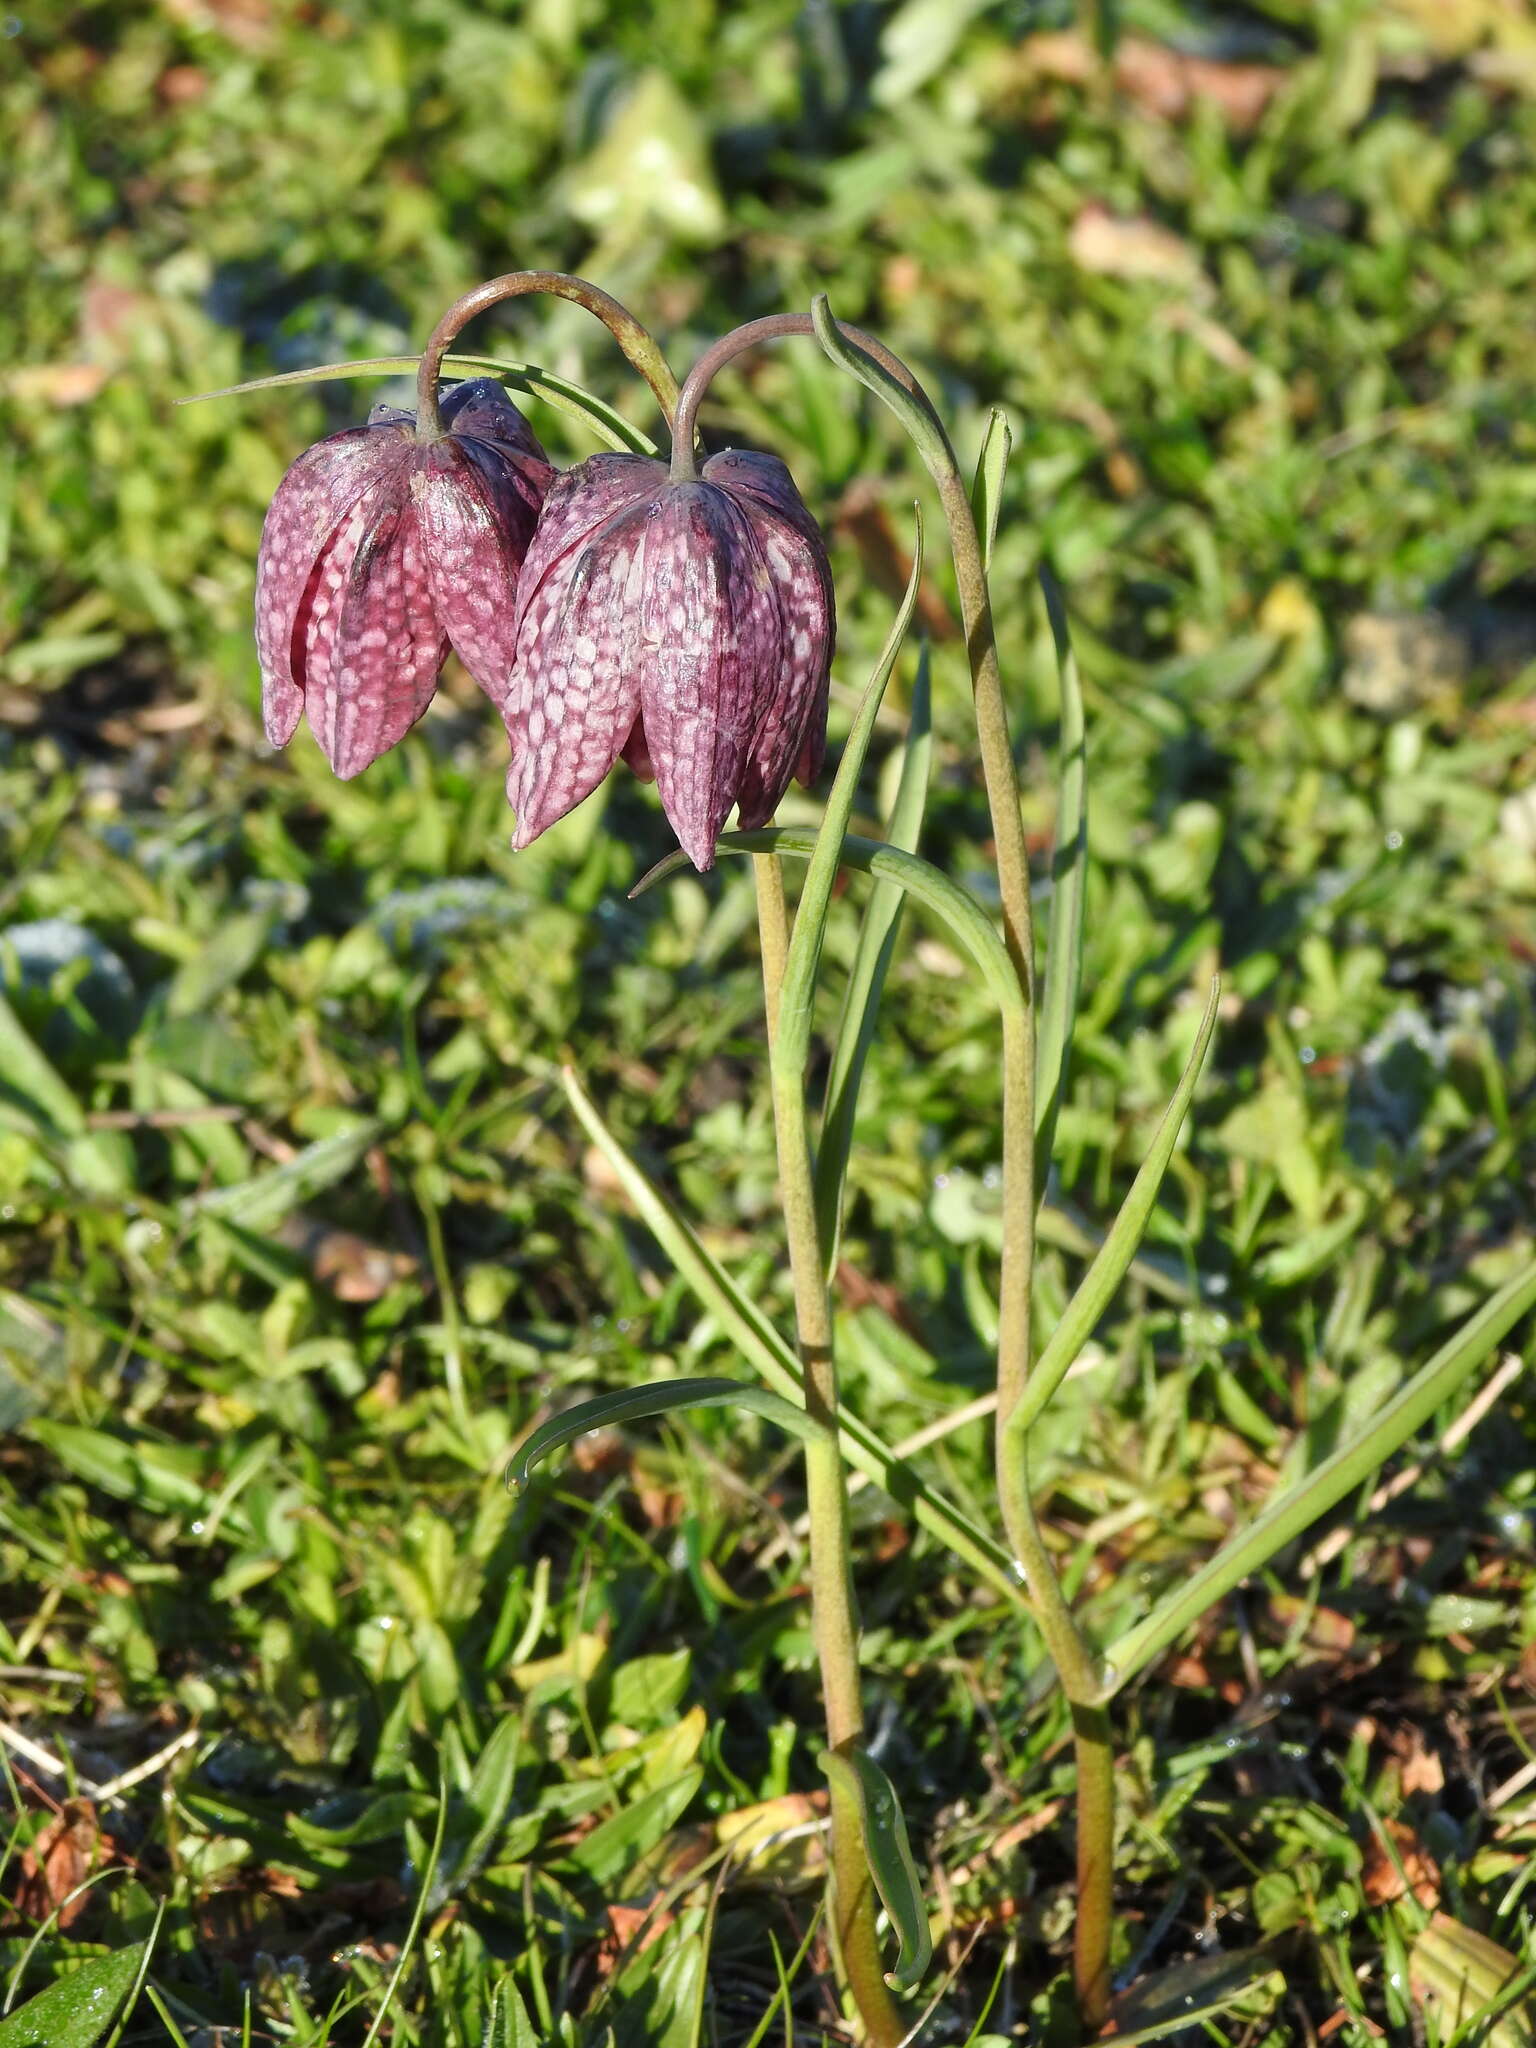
left=561, top=1068, right=1025, bottom=1609
left=1033, top=569, right=1088, bottom=1185
left=816, top=643, right=933, bottom=1274
left=634, top=830, right=1023, bottom=1023
left=1009, top=978, right=1221, bottom=1449
left=774, top=512, right=923, bottom=1092
left=180, top=352, right=657, bottom=455
left=820, top=1748, right=932, bottom=1990
left=1102, top=1251, right=1536, bottom=1695
left=187, top=1119, right=386, bottom=1231
left=969, top=408, right=1011, bottom=570
left=0, top=1941, right=149, bottom=2048
left=509, top=1376, right=832, bottom=1492
left=482, top=1980, right=540, bottom=2048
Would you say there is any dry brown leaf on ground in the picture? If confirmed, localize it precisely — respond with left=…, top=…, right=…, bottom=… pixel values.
left=1363, top=1818, right=1440, bottom=1907
left=1068, top=204, right=1206, bottom=290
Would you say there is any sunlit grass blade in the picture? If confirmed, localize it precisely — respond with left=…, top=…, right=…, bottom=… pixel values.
left=821, top=1748, right=933, bottom=1990
left=634, top=831, right=1023, bottom=1022
left=816, top=644, right=934, bottom=1276
left=1033, top=569, right=1087, bottom=1185
left=360, top=1761, right=449, bottom=2048
left=509, top=1375, right=832, bottom=1491
left=0, top=1940, right=149, bottom=2048
left=970, top=407, right=1011, bottom=570
left=1102, top=1252, right=1536, bottom=1696
left=177, top=351, right=657, bottom=454
left=561, top=1067, right=1026, bottom=1610
left=1009, top=978, right=1221, bottom=1448
left=775, top=510, right=922, bottom=1092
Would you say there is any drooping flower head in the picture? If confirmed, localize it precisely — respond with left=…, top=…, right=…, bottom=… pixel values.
left=503, top=448, right=834, bottom=870
left=255, top=378, right=555, bottom=777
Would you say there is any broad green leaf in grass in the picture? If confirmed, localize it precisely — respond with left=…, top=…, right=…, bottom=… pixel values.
left=816, top=643, right=933, bottom=1276
left=1008, top=978, right=1221, bottom=1448
left=483, top=1979, right=540, bottom=2048
left=180, top=351, right=657, bottom=453
left=186, top=1119, right=385, bottom=1232
left=164, top=908, right=275, bottom=1017
left=1103, top=1252, right=1536, bottom=1695
left=508, top=1377, right=833, bottom=1493
left=820, top=1748, right=932, bottom=1990
left=0, top=992, right=130, bottom=1195
left=0, top=1941, right=149, bottom=2048
left=1033, top=570, right=1088, bottom=1186
left=560, top=1068, right=1026, bottom=1611
left=969, top=408, right=1011, bottom=570
left=1410, top=1913, right=1535, bottom=2048
left=1106, top=1949, right=1286, bottom=2044
left=774, top=511, right=923, bottom=1093
left=562, top=1769, right=704, bottom=1888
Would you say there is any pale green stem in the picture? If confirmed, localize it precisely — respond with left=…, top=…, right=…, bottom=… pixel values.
left=753, top=855, right=904, bottom=2048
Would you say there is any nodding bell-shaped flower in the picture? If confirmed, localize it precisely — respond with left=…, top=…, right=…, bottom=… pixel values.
left=503, top=448, right=834, bottom=870
left=255, top=378, right=555, bottom=777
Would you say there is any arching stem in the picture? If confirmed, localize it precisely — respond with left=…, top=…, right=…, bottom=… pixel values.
left=414, top=271, right=679, bottom=440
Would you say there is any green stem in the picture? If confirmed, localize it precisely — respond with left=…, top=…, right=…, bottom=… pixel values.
left=753, top=856, right=904, bottom=2048
left=414, top=270, right=679, bottom=439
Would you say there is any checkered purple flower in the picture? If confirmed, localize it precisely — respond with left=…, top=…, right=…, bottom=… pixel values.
left=502, top=448, right=834, bottom=871
left=255, top=379, right=554, bottom=778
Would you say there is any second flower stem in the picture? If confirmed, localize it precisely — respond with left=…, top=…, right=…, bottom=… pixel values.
left=753, top=853, right=904, bottom=2048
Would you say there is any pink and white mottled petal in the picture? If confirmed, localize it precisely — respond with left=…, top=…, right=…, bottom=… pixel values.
left=733, top=503, right=835, bottom=825
left=639, top=487, right=778, bottom=872
left=703, top=449, right=825, bottom=550
left=415, top=446, right=542, bottom=710
left=254, top=427, right=412, bottom=709
left=309, top=496, right=446, bottom=778
left=510, top=455, right=666, bottom=626
left=505, top=501, right=650, bottom=847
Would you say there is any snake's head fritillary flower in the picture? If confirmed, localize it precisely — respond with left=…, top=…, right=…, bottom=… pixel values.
left=254, top=378, right=555, bottom=777
left=503, top=447, right=834, bottom=871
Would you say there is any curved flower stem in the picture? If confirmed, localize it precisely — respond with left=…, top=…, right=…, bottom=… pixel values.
left=415, top=271, right=679, bottom=439
left=683, top=308, right=1113, bottom=2027
left=752, top=853, right=904, bottom=2048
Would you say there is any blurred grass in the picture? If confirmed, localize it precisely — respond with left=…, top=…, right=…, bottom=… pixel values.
left=2, top=2, right=1536, bottom=2042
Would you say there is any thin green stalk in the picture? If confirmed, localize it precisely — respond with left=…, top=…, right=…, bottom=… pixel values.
left=753, top=858, right=904, bottom=2048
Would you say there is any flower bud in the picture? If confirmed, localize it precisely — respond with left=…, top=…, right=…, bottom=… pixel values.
left=505, top=448, right=834, bottom=869
left=255, top=378, right=554, bottom=777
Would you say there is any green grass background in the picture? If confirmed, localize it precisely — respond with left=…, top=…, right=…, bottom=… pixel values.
left=3, top=1, right=1536, bottom=2041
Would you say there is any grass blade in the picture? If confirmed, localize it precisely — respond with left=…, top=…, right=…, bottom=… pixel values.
left=969, top=407, right=1011, bottom=570
left=178, top=351, right=657, bottom=454
left=509, top=1376, right=833, bottom=1490
left=561, top=1067, right=1025, bottom=1610
left=1009, top=978, right=1221, bottom=1447
left=821, top=1747, right=932, bottom=1991
left=816, top=644, right=934, bottom=1276
left=1033, top=569, right=1088, bottom=1184
left=774, top=511, right=923, bottom=1093
left=1102, top=1252, right=1536, bottom=1695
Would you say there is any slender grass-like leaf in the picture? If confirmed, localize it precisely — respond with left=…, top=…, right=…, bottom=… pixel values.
left=1008, top=978, right=1221, bottom=1448
left=809, top=297, right=955, bottom=483
left=774, top=513, right=923, bottom=1096
left=187, top=1119, right=385, bottom=1231
left=970, top=408, right=1011, bottom=571
left=561, top=1068, right=1025, bottom=1609
left=1033, top=570, right=1088, bottom=1184
left=1102, top=1253, right=1536, bottom=1695
left=359, top=1764, right=449, bottom=2048
left=178, top=352, right=657, bottom=454
left=820, top=1748, right=932, bottom=1990
left=816, top=645, right=934, bottom=1275
left=509, top=1376, right=833, bottom=1492
left=0, top=1942, right=148, bottom=2048
left=634, top=831, right=1022, bottom=1022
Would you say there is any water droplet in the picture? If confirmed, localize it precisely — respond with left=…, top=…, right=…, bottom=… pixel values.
left=189, top=1519, right=205, bottom=1535
left=2, top=18, right=22, bottom=36
left=932, top=1172, right=950, bottom=1190
left=1385, top=829, right=1404, bottom=851
left=1299, top=1044, right=1316, bottom=1064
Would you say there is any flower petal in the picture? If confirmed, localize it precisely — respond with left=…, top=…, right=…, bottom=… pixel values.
left=703, top=452, right=835, bottom=825
left=254, top=424, right=412, bottom=746
left=505, top=494, right=653, bottom=847
left=415, top=440, right=546, bottom=711
left=308, top=491, right=446, bottom=778
left=638, top=483, right=779, bottom=872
